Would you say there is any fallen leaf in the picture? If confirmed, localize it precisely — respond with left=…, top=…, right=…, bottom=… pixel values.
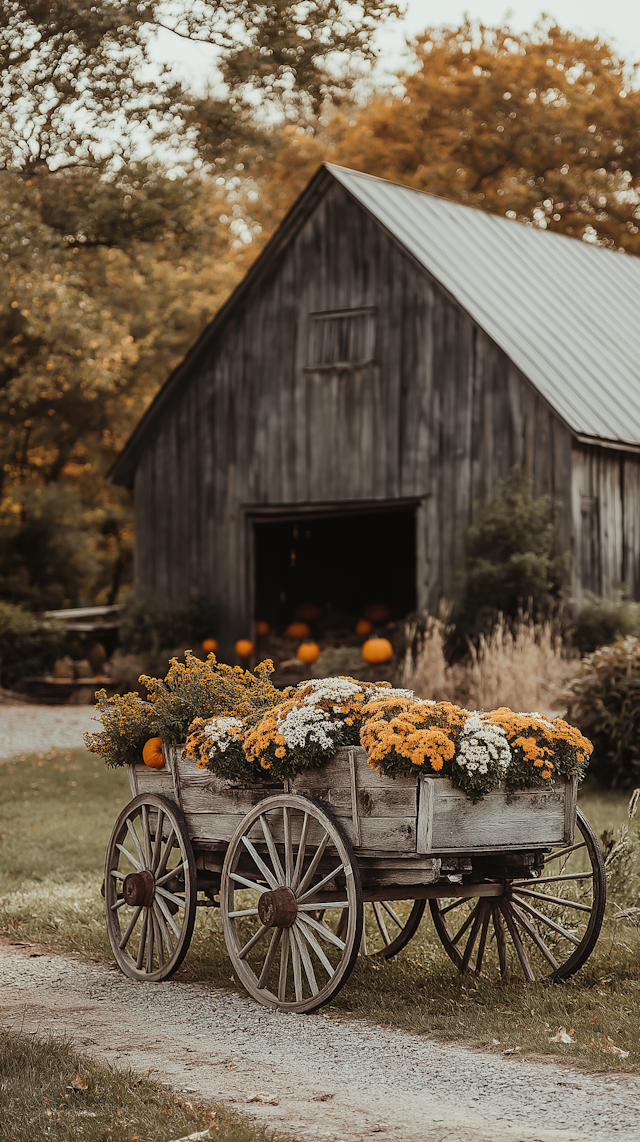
left=247, top=1092, right=280, bottom=1106
left=601, top=1036, right=629, bottom=1059
left=503, top=1047, right=521, bottom=1055
left=548, top=1028, right=575, bottom=1044
left=67, top=1075, right=88, bottom=1092
left=312, top=1093, right=334, bottom=1102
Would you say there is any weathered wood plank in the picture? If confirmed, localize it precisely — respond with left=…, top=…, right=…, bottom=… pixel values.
left=419, top=777, right=570, bottom=853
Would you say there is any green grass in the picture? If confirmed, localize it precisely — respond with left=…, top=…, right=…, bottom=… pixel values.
left=1, top=751, right=639, bottom=1074
left=0, top=1029, right=293, bottom=1142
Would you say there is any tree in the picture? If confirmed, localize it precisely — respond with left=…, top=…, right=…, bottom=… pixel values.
left=324, top=21, right=640, bottom=251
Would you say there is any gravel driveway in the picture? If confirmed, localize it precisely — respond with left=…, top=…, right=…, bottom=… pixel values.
left=1, top=943, right=638, bottom=1142
left=0, top=706, right=98, bottom=758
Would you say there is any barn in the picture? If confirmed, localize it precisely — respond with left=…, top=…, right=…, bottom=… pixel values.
left=110, top=163, right=640, bottom=654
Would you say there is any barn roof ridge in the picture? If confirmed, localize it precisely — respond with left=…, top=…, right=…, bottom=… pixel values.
left=110, top=162, right=640, bottom=486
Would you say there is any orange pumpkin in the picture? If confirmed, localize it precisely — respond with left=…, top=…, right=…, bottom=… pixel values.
left=361, top=637, right=394, bottom=664
left=255, top=620, right=270, bottom=637
left=235, top=639, right=254, bottom=658
left=142, top=737, right=165, bottom=768
left=363, top=603, right=391, bottom=624
left=201, top=637, right=218, bottom=653
left=296, top=640, right=321, bottom=664
left=285, top=621, right=311, bottom=639
left=355, top=618, right=373, bottom=636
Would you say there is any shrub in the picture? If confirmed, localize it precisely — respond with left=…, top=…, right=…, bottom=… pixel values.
left=572, top=592, right=640, bottom=654
left=459, top=468, right=569, bottom=638
left=118, top=589, right=218, bottom=657
left=564, top=638, right=640, bottom=788
left=0, top=601, right=65, bottom=689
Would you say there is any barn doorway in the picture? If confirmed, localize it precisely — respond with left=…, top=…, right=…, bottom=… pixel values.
left=252, top=503, right=417, bottom=632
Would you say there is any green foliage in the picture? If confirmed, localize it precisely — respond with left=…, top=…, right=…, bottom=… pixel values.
left=118, top=590, right=219, bottom=658
left=0, top=600, right=64, bottom=688
left=573, top=592, right=640, bottom=654
left=565, top=638, right=640, bottom=789
left=461, top=469, right=569, bottom=636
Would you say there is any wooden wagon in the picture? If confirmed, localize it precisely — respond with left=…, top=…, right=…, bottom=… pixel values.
left=104, top=745, right=606, bottom=1012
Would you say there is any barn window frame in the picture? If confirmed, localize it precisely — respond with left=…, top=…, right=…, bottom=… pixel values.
left=305, top=306, right=377, bottom=371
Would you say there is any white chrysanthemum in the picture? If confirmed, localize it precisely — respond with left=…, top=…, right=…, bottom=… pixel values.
left=277, top=703, right=341, bottom=750
left=517, top=711, right=555, bottom=731
left=456, top=715, right=511, bottom=776
left=299, top=677, right=364, bottom=706
left=204, top=717, right=243, bottom=753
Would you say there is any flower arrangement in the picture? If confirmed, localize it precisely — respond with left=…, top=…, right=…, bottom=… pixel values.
left=360, top=691, right=591, bottom=800
left=87, top=654, right=592, bottom=800
left=84, top=653, right=283, bottom=769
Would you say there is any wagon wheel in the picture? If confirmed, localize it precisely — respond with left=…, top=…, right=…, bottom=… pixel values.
left=220, top=794, right=363, bottom=1013
left=360, top=899, right=426, bottom=959
left=430, top=808, right=606, bottom=982
left=104, top=794, right=197, bottom=982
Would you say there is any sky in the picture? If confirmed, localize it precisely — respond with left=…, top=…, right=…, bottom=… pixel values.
left=151, top=0, right=640, bottom=94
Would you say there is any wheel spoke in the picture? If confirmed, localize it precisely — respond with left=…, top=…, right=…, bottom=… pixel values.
left=110, top=897, right=126, bottom=911
left=439, top=896, right=469, bottom=917
left=493, top=904, right=509, bottom=979
left=155, top=861, right=188, bottom=888
left=229, top=871, right=268, bottom=894
left=509, top=901, right=560, bottom=970
left=543, top=841, right=586, bottom=864
left=110, top=869, right=125, bottom=880
left=514, top=887, right=592, bottom=913
left=153, top=902, right=174, bottom=957
left=460, top=906, right=484, bottom=974
left=372, top=902, right=391, bottom=946
left=238, top=924, right=269, bottom=960
left=136, top=911, right=148, bottom=969
left=146, top=908, right=154, bottom=972
left=295, top=910, right=346, bottom=951
left=258, top=927, right=283, bottom=989
left=292, top=926, right=318, bottom=996
left=241, top=836, right=279, bottom=889
left=151, top=809, right=164, bottom=872
left=156, top=892, right=181, bottom=938
left=278, top=928, right=290, bottom=1002
left=296, top=831, right=330, bottom=898
left=156, top=885, right=186, bottom=910
left=118, top=906, right=142, bottom=950
left=141, top=806, right=153, bottom=869
left=451, top=904, right=480, bottom=949
left=290, top=925, right=303, bottom=1001
left=500, top=901, right=535, bottom=982
left=295, top=919, right=335, bottom=978
left=380, top=901, right=405, bottom=929
left=229, top=908, right=260, bottom=918
left=260, top=814, right=286, bottom=885
left=154, top=827, right=176, bottom=880
left=127, top=819, right=147, bottom=870
left=512, top=897, right=581, bottom=946
left=297, top=900, right=349, bottom=911
left=116, top=843, right=142, bottom=872
left=297, top=863, right=344, bottom=904
left=152, top=909, right=164, bottom=968
left=291, top=813, right=309, bottom=892
left=474, top=902, right=490, bottom=975
left=283, top=807, right=294, bottom=885
left=511, top=872, right=592, bottom=887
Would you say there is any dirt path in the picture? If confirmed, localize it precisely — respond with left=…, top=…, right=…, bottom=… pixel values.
left=0, top=706, right=96, bottom=758
left=1, top=943, right=638, bottom=1142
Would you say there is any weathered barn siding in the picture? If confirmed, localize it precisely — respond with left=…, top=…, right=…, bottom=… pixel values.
left=132, top=181, right=581, bottom=645
left=571, top=445, right=640, bottom=599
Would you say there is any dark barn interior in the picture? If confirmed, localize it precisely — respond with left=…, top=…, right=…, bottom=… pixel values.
left=253, top=505, right=417, bottom=631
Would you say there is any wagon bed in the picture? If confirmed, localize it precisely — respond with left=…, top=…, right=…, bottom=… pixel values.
left=104, top=744, right=605, bottom=1012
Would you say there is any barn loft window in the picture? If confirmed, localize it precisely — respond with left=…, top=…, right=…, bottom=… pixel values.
left=307, top=307, right=376, bottom=370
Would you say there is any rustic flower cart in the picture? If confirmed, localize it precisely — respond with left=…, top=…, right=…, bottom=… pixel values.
left=104, top=743, right=606, bottom=1013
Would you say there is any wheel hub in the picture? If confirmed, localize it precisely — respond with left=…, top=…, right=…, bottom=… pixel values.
left=123, top=870, right=155, bottom=907
left=258, top=886, right=297, bottom=928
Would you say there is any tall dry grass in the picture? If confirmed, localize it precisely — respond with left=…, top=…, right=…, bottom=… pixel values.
left=402, top=609, right=576, bottom=714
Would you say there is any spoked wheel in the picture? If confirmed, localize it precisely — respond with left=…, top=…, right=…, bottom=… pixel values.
left=430, top=808, right=606, bottom=982
left=362, top=899, right=426, bottom=958
left=221, top=794, right=363, bottom=1013
left=104, top=794, right=197, bottom=982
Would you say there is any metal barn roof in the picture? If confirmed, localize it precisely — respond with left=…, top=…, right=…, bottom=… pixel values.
left=328, top=164, right=640, bottom=447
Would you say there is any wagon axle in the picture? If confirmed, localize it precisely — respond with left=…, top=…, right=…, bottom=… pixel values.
left=258, top=886, right=298, bottom=928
